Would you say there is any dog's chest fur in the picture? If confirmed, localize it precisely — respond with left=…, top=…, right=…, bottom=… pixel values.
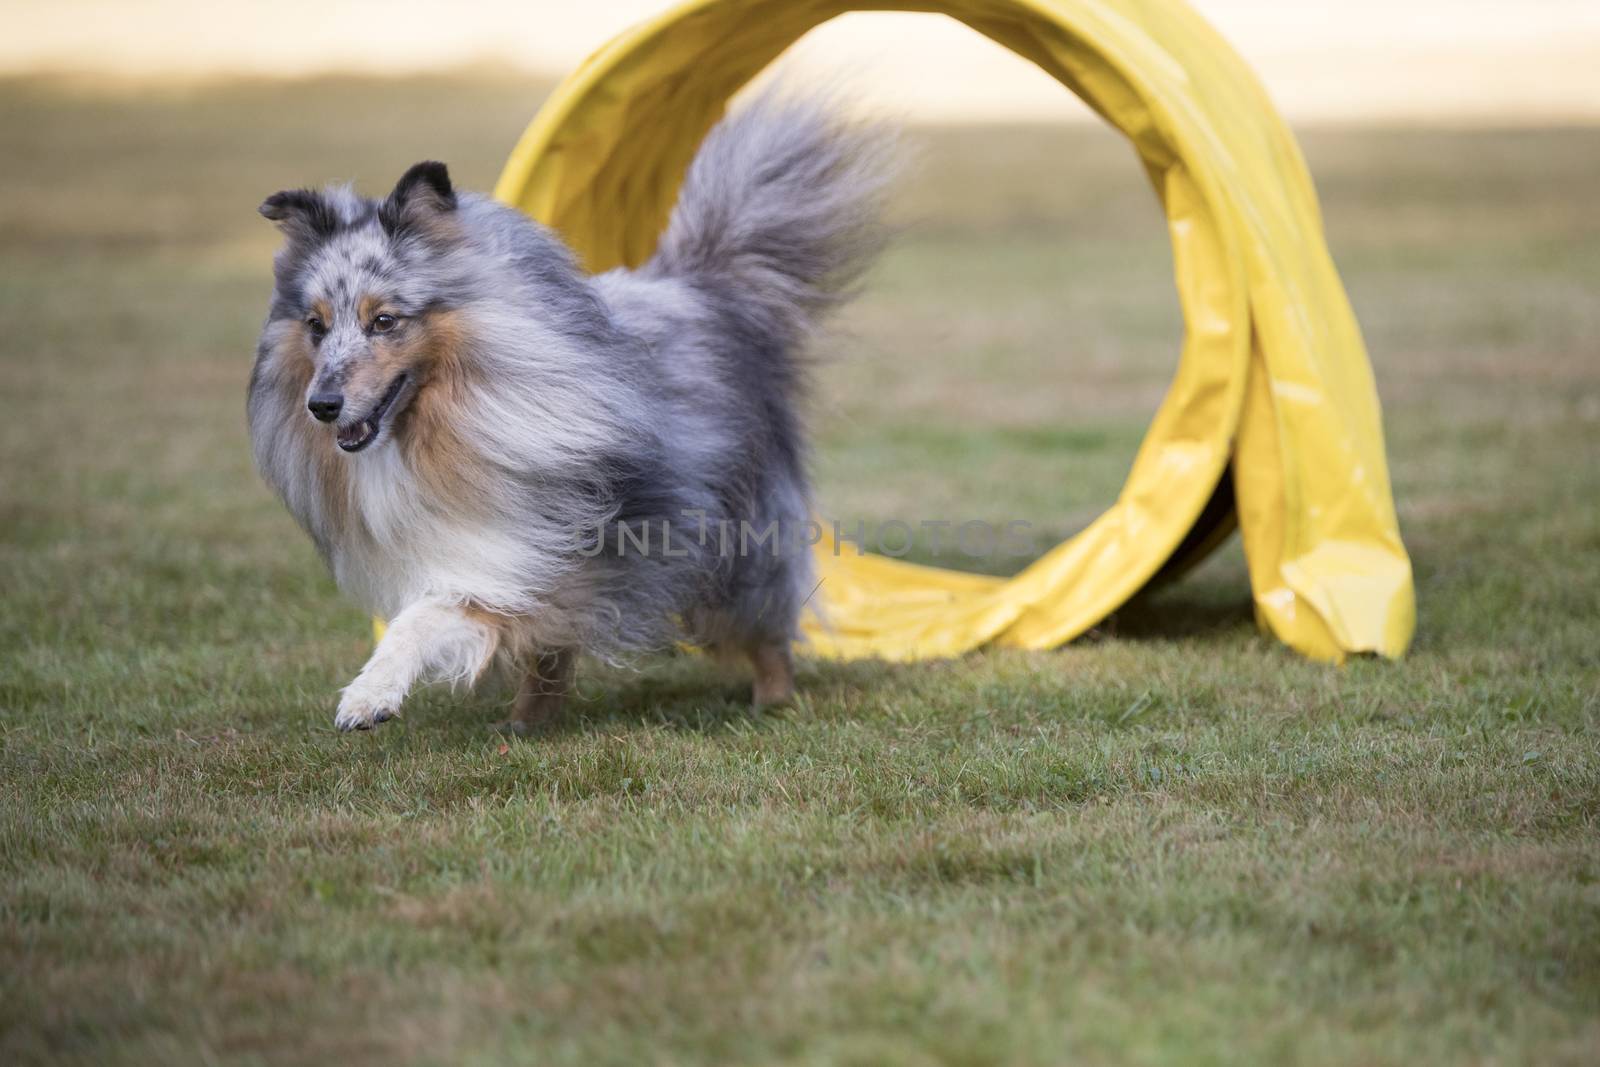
left=330, top=445, right=527, bottom=619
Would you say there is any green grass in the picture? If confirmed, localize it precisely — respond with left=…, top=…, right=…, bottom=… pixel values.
left=2, top=73, right=1598, bottom=1065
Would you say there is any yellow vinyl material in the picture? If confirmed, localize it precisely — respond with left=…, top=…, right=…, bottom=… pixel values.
left=479, top=0, right=1415, bottom=663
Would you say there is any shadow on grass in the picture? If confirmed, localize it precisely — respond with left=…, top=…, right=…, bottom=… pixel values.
left=428, top=654, right=921, bottom=742
left=1093, top=583, right=1256, bottom=645
left=491, top=585, right=1255, bottom=744
left=405, top=576, right=1255, bottom=745
left=537, top=655, right=915, bottom=739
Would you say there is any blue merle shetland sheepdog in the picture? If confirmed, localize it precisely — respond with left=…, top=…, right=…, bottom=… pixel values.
left=248, top=92, right=895, bottom=732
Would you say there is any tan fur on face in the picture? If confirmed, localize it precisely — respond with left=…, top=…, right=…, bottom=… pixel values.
left=267, top=304, right=486, bottom=548
left=336, top=320, right=414, bottom=421
left=356, top=295, right=390, bottom=326
left=258, top=317, right=350, bottom=536
left=395, top=308, right=493, bottom=516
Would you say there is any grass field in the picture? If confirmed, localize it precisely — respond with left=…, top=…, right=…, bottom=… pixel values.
left=2, top=73, right=1598, bottom=1065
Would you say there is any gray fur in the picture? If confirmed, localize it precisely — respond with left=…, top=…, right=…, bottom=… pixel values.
left=248, top=90, right=895, bottom=711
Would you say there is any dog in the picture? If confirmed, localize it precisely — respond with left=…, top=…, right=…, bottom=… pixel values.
left=248, top=92, right=895, bottom=732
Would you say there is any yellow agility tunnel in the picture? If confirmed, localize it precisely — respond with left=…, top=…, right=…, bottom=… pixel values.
left=491, top=0, right=1417, bottom=664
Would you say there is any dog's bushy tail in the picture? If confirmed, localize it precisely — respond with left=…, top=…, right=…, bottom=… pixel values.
left=645, top=88, right=898, bottom=350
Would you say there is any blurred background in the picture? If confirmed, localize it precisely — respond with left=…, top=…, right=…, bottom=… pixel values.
left=5, top=0, right=1599, bottom=123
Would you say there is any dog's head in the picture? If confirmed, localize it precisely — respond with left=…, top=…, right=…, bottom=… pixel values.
left=258, top=162, right=466, bottom=454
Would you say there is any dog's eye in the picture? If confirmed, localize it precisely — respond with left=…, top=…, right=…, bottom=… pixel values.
left=306, top=316, right=326, bottom=339
left=372, top=314, right=398, bottom=334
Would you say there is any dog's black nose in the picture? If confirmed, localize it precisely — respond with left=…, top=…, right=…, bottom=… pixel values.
left=307, top=393, right=343, bottom=422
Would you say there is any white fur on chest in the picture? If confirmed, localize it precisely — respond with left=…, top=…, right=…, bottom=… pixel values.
left=331, top=446, right=531, bottom=618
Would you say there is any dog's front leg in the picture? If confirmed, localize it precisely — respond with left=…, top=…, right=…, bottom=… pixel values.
left=334, top=597, right=499, bottom=732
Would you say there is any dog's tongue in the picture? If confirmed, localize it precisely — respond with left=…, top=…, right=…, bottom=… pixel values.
left=338, top=420, right=375, bottom=450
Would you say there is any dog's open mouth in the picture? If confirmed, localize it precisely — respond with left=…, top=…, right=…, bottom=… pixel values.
left=336, top=374, right=409, bottom=453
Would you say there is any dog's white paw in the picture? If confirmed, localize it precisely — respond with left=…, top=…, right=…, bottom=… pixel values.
left=335, top=683, right=402, bottom=732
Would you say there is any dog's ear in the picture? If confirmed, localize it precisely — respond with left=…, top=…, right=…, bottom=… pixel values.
left=258, top=188, right=337, bottom=242
left=390, top=161, right=455, bottom=210
left=381, top=161, right=456, bottom=235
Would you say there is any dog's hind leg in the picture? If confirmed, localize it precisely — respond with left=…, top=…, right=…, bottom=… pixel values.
left=334, top=597, right=500, bottom=732
left=496, top=649, right=575, bottom=737
left=748, top=641, right=795, bottom=708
